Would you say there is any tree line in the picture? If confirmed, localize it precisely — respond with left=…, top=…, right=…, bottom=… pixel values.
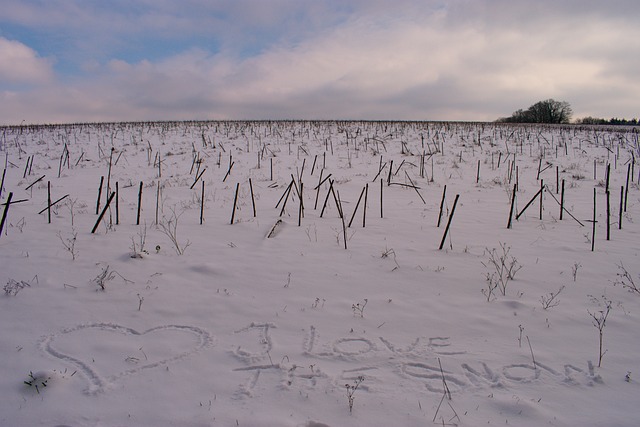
left=497, top=99, right=637, bottom=126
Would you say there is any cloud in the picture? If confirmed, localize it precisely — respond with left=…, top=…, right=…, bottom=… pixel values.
left=0, top=37, right=53, bottom=85
left=0, top=1, right=639, bottom=123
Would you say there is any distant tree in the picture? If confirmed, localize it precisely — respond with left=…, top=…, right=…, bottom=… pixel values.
left=498, top=99, right=573, bottom=124
left=575, top=116, right=638, bottom=126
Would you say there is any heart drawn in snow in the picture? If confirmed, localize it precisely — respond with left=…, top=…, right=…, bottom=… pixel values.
left=41, top=323, right=214, bottom=394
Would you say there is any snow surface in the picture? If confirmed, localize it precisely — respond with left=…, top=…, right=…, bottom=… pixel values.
left=1, top=121, right=639, bottom=427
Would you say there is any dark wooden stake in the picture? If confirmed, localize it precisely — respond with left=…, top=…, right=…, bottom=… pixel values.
left=249, top=178, right=256, bottom=218
left=624, top=163, right=630, bottom=212
left=136, top=181, right=143, bottom=225
left=363, top=183, right=368, bottom=228
left=348, top=186, right=367, bottom=227
left=25, top=174, right=45, bottom=191
left=539, top=179, right=544, bottom=220
left=38, top=194, right=69, bottom=215
left=96, top=176, right=104, bottom=215
left=200, top=180, right=205, bottom=224
left=0, top=192, right=13, bottom=237
left=476, top=159, right=480, bottom=183
left=115, top=182, right=119, bottom=225
left=91, top=192, right=115, bottom=234
left=592, top=188, right=596, bottom=252
left=298, top=182, right=303, bottom=226
left=380, top=179, right=383, bottom=218
left=516, top=188, right=543, bottom=220
left=155, top=181, right=160, bottom=225
left=507, top=184, right=516, bottom=229
left=0, top=168, right=5, bottom=200
left=619, top=185, right=624, bottom=230
left=437, top=185, right=447, bottom=227
left=230, top=183, right=239, bottom=225
left=606, top=189, right=610, bottom=241
left=320, top=180, right=334, bottom=218
left=314, top=169, right=324, bottom=210
left=439, top=194, right=460, bottom=250
left=560, top=179, right=565, bottom=220
left=47, top=181, right=52, bottom=224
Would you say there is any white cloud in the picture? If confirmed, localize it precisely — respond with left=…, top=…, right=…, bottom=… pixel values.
left=1, top=1, right=639, bottom=123
left=0, top=37, right=53, bottom=85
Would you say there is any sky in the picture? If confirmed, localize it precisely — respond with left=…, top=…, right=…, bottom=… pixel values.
left=0, top=0, right=638, bottom=125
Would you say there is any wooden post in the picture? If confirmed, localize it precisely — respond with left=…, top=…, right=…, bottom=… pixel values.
left=606, top=189, right=610, bottom=241
left=507, top=184, right=516, bottom=229
left=0, top=192, right=13, bottom=236
left=96, top=176, right=104, bottom=215
left=115, top=182, right=119, bottom=225
left=155, top=181, right=160, bottom=225
left=200, top=180, right=205, bottom=225
left=91, top=192, right=115, bottom=234
left=0, top=168, right=5, bottom=200
left=560, top=179, right=565, bottom=220
left=619, top=185, right=624, bottom=230
left=439, top=194, right=460, bottom=250
left=298, top=182, right=303, bottom=226
left=476, top=159, right=480, bottom=183
left=592, top=188, right=596, bottom=252
left=314, top=169, right=324, bottom=210
left=136, top=181, right=143, bottom=225
left=539, top=179, right=544, bottom=220
left=47, top=181, right=52, bottom=224
left=380, top=178, right=383, bottom=218
left=437, top=185, right=447, bottom=227
left=348, top=186, right=367, bottom=228
left=363, top=183, right=368, bottom=228
left=230, top=183, right=239, bottom=225
left=249, top=178, right=256, bottom=218
left=625, top=163, right=630, bottom=212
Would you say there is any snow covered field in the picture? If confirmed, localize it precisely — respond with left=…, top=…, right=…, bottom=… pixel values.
left=1, top=121, right=639, bottom=426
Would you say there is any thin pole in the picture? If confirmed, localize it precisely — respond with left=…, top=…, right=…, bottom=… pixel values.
left=136, top=181, right=143, bottom=225
left=230, top=183, right=240, bottom=225
left=0, top=192, right=13, bottom=236
left=439, top=194, right=460, bottom=250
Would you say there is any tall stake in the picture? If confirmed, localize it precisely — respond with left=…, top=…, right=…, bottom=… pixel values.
left=439, top=194, right=460, bottom=250
left=363, top=183, right=368, bottom=228
left=437, top=185, right=447, bottom=227
left=136, top=181, right=143, bottom=225
left=380, top=179, right=383, bottom=218
left=560, top=179, right=565, bottom=220
left=298, top=182, right=303, bottom=226
left=539, top=179, right=544, bottom=220
left=0, top=192, right=13, bottom=236
left=592, top=188, right=596, bottom=252
left=96, top=176, right=104, bottom=215
left=0, top=168, right=5, bottom=200
left=47, top=181, right=52, bottom=224
left=624, top=163, right=630, bottom=212
left=619, top=186, right=624, bottom=230
left=200, top=180, right=205, bottom=225
left=507, top=184, right=516, bottom=229
left=230, top=183, right=240, bottom=225
left=115, top=182, right=119, bottom=225
left=348, top=186, right=367, bottom=228
left=91, top=192, right=115, bottom=234
left=249, top=178, right=256, bottom=218
left=606, top=189, right=610, bottom=241
left=155, top=181, right=160, bottom=225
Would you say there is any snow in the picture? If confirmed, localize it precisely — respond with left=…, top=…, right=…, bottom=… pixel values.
left=1, top=121, right=639, bottom=426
